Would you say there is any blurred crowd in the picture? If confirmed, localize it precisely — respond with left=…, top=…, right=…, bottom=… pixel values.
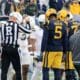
left=0, top=0, right=80, bottom=16
left=0, top=0, right=80, bottom=15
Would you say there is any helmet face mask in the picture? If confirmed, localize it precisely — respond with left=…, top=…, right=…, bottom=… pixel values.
left=48, top=13, right=57, bottom=20
left=39, top=22, right=44, bottom=28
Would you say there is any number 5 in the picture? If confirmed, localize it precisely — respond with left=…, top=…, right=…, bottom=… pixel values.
left=54, top=26, right=62, bottom=39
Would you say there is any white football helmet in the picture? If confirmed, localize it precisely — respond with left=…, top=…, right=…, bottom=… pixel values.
left=38, top=14, right=45, bottom=24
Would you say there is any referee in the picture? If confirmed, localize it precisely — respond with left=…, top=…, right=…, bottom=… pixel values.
left=0, top=12, right=31, bottom=80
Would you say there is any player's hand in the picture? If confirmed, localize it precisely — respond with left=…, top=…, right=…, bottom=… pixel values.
left=35, top=52, right=43, bottom=62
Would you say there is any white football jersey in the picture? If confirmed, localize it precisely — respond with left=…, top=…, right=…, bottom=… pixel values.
left=18, top=32, right=29, bottom=52
left=33, top=27, right=43, bottom=56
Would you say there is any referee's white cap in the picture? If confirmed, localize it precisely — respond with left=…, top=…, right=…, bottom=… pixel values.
left=9, top=12, right=23, bottom=24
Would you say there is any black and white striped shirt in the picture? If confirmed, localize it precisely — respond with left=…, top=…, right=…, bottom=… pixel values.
left=0, top=21, right=31, bottom=46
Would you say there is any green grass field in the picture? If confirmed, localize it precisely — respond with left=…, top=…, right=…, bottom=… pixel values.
left=28, top=69, right=79, bottom=80
left=28, top=69, right=66, bottom=80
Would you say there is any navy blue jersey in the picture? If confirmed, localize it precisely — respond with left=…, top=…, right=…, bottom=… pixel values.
left=41, top=20, right=67, bottom=53
left=68, top=21, right=79, bottom=37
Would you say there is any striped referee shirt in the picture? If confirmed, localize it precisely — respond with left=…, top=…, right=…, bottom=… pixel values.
left=0, top=21, right=31, bottom=46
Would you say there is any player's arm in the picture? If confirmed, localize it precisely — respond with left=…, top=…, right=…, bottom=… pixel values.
left=41, top=27, right=48, bottom=53
left=18, top=23, right=32, bottom=33
left=0, top=23, right=4, bottom=31
left=62, top=24, right=68, bottom=54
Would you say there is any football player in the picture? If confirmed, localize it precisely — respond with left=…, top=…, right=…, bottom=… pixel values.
left=31, top=14, right=45, bottom=80
left=70, top=27, right=80, bottom=79
left=57, top=9, right=77, bottom=80
left=41, top=8, right=68, bottom=80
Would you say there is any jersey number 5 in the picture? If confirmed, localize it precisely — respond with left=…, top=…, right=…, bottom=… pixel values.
left=54, top=26, right=62, bottom=39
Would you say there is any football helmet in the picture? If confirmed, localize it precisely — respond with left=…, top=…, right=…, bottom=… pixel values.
left=45, top=8, right=57, bottom=19
left=57, top=9, right=69, bottom=21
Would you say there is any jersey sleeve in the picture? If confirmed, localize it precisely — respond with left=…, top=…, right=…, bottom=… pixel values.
left=62, top=24, right=68, bottom=54
left=41, top=27, right=48, bottom=53
left=18, top=23, right=32, bottom=33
